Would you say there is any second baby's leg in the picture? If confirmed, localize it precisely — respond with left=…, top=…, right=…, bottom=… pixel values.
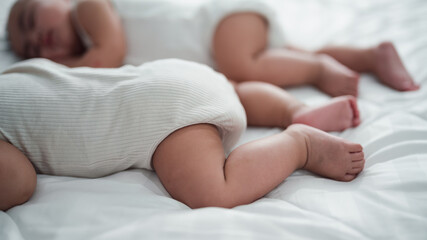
left=315, top=43, right=419, bottom=91
left=152, top=124, right=364, bottom=209
left=233, top=81, right=360, bottom=132
left=213, top=13, right=360, bottom=97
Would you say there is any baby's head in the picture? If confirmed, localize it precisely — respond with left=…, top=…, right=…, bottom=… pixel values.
left=7, top=0, right=82, bottom=60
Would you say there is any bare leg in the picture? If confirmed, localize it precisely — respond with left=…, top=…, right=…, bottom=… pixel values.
left=314, top=42, right=419, bottom=91
left=372, top=42, right=419, bottom=91
left=315, top=46, right=376, bottom=73
left=292, top=95, right=361, bottom=131
left=234, top=81, right=360, bottom=131
left=0, top=140, right=37, bottom=211
left=152, top=124, right=364, bottom=209
left=213, top=13, right=360, bottom=97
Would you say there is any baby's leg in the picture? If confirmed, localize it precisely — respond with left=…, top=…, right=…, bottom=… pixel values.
left=0, top=140, right=37, bottom=211
left=234, top=81, right=360, bottom=131
left=152, top=124, right=364, bottom=209
left=315, top=42, right=419, bottom=91
left=213, top=13, right=359, bottom=97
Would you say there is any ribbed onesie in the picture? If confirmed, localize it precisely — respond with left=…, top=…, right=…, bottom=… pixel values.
left=73, top=0, right=285, bottom=68
left=0, top=58, right=246, bottom=177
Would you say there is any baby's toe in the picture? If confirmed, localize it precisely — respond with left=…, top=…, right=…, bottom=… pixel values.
left=350, top=152, right=364, bottom=161
left=348, top=143, right=363, bottom=153
left=342, top=174, right=357, bottom=182
left=347, top=158, right=365, bottom=175
left=348, top=167, right=363, bottom=175
left=352, top=158, right=365, bottom=169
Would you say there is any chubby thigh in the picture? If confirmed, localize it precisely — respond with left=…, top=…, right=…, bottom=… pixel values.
left=152, top=124, right=229, bottom=208
left=0, top=59, right=246, bottom=178
left=0, top=140, right=36, bottom=211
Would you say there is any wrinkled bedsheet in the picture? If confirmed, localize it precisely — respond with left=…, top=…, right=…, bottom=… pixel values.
left=1, top=0, right=426, bottom=239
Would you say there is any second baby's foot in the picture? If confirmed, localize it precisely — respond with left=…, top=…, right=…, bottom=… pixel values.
left=374, top=42, right=419, bottom=91
left=315, top=55, right=360, bottom=97
left=287, top=124, right=365, bottom=182
left=292, top=95, right=360, bottom=132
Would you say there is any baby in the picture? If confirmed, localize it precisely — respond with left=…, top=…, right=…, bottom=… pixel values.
left=0, top=58, right=363, bottom=211
left=6, top=0, right=419, bottom=96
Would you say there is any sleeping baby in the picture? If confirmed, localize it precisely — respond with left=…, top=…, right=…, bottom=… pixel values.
left=6, top=0, right=419, bottom=96
left=1, top=58, right=364, bottom=211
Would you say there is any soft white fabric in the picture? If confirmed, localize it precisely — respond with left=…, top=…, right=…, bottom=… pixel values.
left=112, top=0, right=285, bottom=68
left=0, top=58, right=246, bottom=176
left=0, top=0, right=427, bottom=239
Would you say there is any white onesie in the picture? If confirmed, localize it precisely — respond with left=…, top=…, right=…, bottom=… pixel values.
left=0, top=59, right=246, bottom=177
left=108, top=0, right=285, bottom=67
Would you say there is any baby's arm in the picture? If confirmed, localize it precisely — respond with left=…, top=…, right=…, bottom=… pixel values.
left=59, top=0, right=126, bottom=68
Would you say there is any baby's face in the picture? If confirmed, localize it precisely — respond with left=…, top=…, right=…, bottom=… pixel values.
left=7, top=0, right=82, bottom=60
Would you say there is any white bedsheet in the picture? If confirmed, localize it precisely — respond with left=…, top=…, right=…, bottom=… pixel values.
left=1, top=0, right=427, bottom=239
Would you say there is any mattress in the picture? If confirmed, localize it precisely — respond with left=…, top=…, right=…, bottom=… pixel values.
left=1, top=0, right=426, bottom=239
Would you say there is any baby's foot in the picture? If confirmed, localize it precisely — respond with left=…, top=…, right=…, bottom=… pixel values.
left=288, top=124, right=365, bottom=182
left=374, top=42, right=419, bottom=91
left=315, top=55, right=360, bottom=97
left=292, top=95, right=360, bottom=132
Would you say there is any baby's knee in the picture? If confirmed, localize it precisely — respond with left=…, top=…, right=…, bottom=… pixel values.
left=1, top=179, right=37, bottom=211
left=178, top=182, right=247, bottom=209
left=0, top=140, right=37, bottom=211
left=182, top=189, right=234, bottom=209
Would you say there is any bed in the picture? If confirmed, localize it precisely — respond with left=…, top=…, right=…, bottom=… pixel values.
left=1, top=0, right=427, bottom=239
